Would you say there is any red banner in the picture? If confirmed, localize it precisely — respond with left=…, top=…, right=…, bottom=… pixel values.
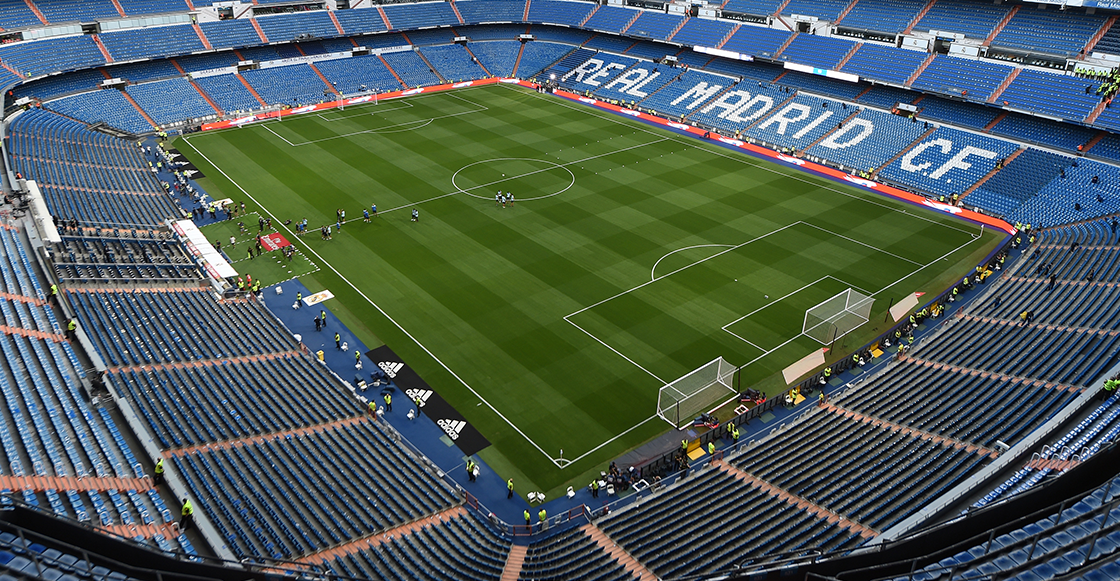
left=260, top=232, right=290, bottom=251
left=548, top=87, right=1016, bottom=236
left=201, top=77, right=1014, bottom=235
left=200, top=77, right=509, bottom=131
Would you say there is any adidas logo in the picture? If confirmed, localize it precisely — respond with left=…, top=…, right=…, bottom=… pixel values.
left=405, top=388, right=433, bottom=407
left=378, top=361, right=404, bottom=378
left=438, top=418, right=466, bottom=440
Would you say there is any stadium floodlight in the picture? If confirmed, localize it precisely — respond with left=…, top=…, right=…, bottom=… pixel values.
left=657, top=357, right=738, bottom=430
left=802, top=288, right=874, bottom=345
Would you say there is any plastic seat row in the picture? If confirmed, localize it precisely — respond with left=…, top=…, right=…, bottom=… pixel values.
left=172, top=419, right=458, bottom=559
left=113, top=353, right=360, bottom=448
left=68, top=288, right=296, bottom=366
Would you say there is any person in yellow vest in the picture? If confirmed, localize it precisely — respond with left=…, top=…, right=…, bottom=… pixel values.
left=539, top=508, right=547, bottom=530
left=524, top=509, right=531, bottom=527
left=49, top=283, right=58, bottom=305
left=368, top=400, right=377, bottom=417
left=66, top=319, right=77, bottom=340
left=153, top=458, right=164, bottom=485
left=708, top=442, right=716, bottom=463
left=507, top=478, right=514, bottom=499
left=180, top=498, right=194, bottom=531
left=1102, top=378, right=1119, bottom=401
left=383, top=393, right=392, bottom=412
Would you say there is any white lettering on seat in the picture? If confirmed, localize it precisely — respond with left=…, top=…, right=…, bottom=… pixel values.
left=901, top=138, right=954, bottom=173
left=819, top=119, right=874, bottom=149
left=701, top=90, right=775, bottom=124
left=563, top=58, right=603, bottom=84
left=670, top=82, right=723, bottom=110
left=603, top=68, right=661, bottom=97
left=929, top=145, right=998, bottom=180
left=757, top=103, right=812, bottom=135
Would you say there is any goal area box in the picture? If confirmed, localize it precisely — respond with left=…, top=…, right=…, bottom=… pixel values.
left=657, top=357, right=738, bottom=430
left=803, top=288, right=874, bottom=345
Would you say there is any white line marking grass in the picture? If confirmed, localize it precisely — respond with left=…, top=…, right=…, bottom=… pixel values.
left=315, top=99, right=415, bottom=121
left=185, top=85, right=988, bottom=471
left=263, top=92, right=489, bottom=146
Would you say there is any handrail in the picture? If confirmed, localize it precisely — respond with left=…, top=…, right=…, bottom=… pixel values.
left=0, top=495, right=293, bottom=579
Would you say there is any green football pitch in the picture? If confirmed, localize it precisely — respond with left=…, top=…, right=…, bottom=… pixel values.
left=176, top=84, right=1004, bottom=495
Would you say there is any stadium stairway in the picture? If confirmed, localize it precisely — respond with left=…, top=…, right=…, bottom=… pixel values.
left=714, top=460, right=879, bottom=538
left=581, top=523, right=658, bottom=581
left=294, top=505, right=469, bottom=566
left=257, top=279, right=548, bottom=528
left=10, top=63, right=1090, bottom=581
left=250, top=226, right=1026, bottom=551
left=818, top=403, right=1000, bottom=459
left=961, top=147, right=1026, bottom=199
left=378, top=54, right=408, bottom=89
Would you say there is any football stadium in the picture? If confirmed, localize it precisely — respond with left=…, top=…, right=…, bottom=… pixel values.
left=0, top=0, right=1119, bottom=580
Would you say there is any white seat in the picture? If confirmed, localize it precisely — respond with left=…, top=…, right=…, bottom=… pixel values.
left=566, top=486, right=575, bottom=499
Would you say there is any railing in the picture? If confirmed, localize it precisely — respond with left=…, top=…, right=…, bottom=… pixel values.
left=0, top=495, right=318, bottom=580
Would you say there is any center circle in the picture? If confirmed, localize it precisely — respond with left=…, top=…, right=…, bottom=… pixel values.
left=452, top=158, right=576, bottom=201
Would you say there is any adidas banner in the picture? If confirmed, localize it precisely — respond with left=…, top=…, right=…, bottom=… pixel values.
left=366, top=345, right=491, bottom=456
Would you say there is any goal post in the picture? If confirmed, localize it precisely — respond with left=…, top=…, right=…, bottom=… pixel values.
left=802, top=288, right=874, bottom=345
left=656, top=357, right=739, bottom=430
left=337, top=88, right=380, bottom=112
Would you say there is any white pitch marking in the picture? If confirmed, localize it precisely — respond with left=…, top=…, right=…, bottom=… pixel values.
left=182, top=133, right=568, bottom=468
left=650, top=244, right=735, bottom=281
left=263, top=92, right=490, bottom=146
left=502, top=83, right=983, bottom=239
left=800, top=221, right=923, bottom=266
left=376, top=138, right=668, bottom=215
left=316, top=98, right=415, bottom=121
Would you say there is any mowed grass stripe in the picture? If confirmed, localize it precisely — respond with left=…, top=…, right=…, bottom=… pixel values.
left=566, top=223, right=895, bottom=381
left=180, top=84, right=1004, bottom=493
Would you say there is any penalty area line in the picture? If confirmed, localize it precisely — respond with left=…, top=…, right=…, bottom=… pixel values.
left=182, top=134, right=569, bottom=469
left=316, top=98, right=415, bottom=122
left=728, top=231, right=985, bottom=372
left=261, top=92, right=491, bottom=146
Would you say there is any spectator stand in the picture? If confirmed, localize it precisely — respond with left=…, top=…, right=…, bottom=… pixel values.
left=257, top=278, right=620, bottom=539
left=252, top=221, right=1017, bottom=545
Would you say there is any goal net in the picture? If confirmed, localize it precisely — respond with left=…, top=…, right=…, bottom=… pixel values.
left=657, top=357, right=738, bottom=430
left=803, top=288, right=875, bottom=344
